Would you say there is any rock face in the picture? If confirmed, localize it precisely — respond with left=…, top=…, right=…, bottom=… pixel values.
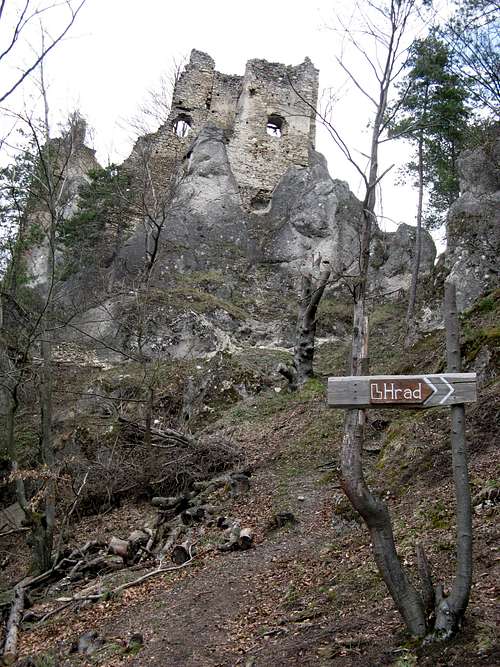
left=446, top=132, right=500, bottom=311
left=371, top=224, right=436, bottom=294
left=24, top=50, right=437, bottom=360
left=25, top=116, right=100, bottom=291
left=254, top=150, right=363, bottom=272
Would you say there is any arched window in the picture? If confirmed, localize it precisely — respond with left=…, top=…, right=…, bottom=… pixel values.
left=173, top=114, right=192, bottom=138
left=266, top=114, right=285, bottom=138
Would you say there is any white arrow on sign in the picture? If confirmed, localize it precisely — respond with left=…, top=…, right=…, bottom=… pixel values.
left=327, top=373, right=477, bottom=409
left=440, top=376, right=455, bottom=405
left=423, top=376, right=437, bottom=403
left=423, top=375, right=458, bottom=406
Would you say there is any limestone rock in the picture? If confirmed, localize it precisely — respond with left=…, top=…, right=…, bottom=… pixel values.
left=371, top=223, right=436, bottom=295
left=255, top=150, right=362, bottom=272
left=446, top=132, right=500, bottom=311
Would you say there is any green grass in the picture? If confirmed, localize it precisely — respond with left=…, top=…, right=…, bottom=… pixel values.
left=221, top=377, right=326, bottom=425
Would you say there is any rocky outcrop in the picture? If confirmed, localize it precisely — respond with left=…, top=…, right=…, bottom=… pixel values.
left=371, top=223, right=436, bottom=295
left=118, top=125, right=248, bottom=276
left=446, top=131, right=499, bottom=311
left=25, top=116, right=100, bottom=291
left=252, top=150, right=362, bottom=272
left=21, top=53, right=438, bottom=363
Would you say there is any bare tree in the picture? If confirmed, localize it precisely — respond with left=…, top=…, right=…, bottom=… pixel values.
left=279, top=254, right=331, bottom=390
left=1, top=99, right=84, bottom=572
left=290, top=0, right=440, bottom=637
left=289, top=1, right=477, bottom=639
left=125, top=135, right=185, bottom=283
left=0, top=0, right=86, bottom=105
left=125, top=56, right=187, bottom=136
left=335, top=0, right=431, bottom=638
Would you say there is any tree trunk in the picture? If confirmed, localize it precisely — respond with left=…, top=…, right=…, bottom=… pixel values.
left=340, top=27, right=429, bottom=634
left=294, top=264, right=331, bottom=386
left=434, top=281, right=472, bottom=637
left=405, top=87, right=428, bottom=345
left=279, top=257, right=331, bottom=390
left=2, top=585, right=25, bottom=664
left=341, top=386, right=426, bottom=637
left=144, top=386, right=154, bottom=448
left=37, top=334, right=55, bottom=572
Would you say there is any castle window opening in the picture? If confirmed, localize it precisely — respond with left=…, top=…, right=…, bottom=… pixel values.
left=266, top=114, right=284, bottom=138
left=173, top=114, right=192, bottom=138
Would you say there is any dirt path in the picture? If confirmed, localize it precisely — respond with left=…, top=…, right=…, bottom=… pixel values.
left=105, top=471, right=344, bottom=666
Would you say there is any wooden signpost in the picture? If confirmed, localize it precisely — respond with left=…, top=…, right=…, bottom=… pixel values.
left=328, top=373, right=477, bottom=409
left=325, top=284, right=476, bottom=637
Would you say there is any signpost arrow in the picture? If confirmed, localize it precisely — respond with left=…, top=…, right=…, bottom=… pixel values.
left=328, top=373, right=477, bottom=409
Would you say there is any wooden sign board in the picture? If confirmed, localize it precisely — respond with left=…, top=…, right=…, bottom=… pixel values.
left=328, top=373, right=477, bottom=409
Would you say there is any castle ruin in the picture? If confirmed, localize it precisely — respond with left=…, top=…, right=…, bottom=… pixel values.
left=129, top=49, right=319, bottom=210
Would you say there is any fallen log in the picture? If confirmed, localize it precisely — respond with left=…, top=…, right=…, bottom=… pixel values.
left=68, top=541, right=97, bottom=560
left=108, top=536, right=130, bottom=561
left=158, top=525, right=185, bottom=560
left=143, top=527, right=156, bottom=556
left=180, top=506, right=207, bottom=525
left=238, top=528, right=253, bottom=550
left=152, top=495, right=182, bottom=510
left=2, top=584, right=25, bottom=665
left=218, top=523, right=253, bottom=552
left=218, top=522, right=241, bottom=552
left=128, top=530, right=149, bottom=554
left=171, top=539, right=193, bottom=565
left=82, top=555, right=123, bottom=574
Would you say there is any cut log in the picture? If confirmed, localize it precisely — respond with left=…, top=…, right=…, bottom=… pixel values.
left=144, top=527, right=156, bottom=554
left=128, top=530, right=149, bottom=551
left=81, top=555, right=124, bottom=574
left=152, top=495, right=186, bottom=510
left=180, top=506, right=207, bottom=525
left=2, top=585, right=25, bottom=664
left=108, top=537, right=130, bottom=561
left=218, top=522, right=241, bottom=552
left=68, top=559, right=85, bottom=580
left=159, top=526, right=185, bottom=559
left=171, top=539, right=193, bottom=565
left=238, top=528, right=253, bottom=550
left=192, top=476, right=228, bottom=492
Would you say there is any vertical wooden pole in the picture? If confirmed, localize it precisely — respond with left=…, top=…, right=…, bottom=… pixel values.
left=435, top=281, right=473, bottom=634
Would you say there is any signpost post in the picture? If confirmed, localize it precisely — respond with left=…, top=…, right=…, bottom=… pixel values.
left=328, top=373, right=477, bottom=409
left=328, top=282, right=477, bottom=637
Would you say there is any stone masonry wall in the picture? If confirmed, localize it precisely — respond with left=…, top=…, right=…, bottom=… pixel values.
left=125, top=49, right=319, bottom=210
left=227, top=57, right=318, bottom=209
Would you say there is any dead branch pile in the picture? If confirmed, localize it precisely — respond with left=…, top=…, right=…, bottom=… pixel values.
left=62, top=419, right=244, bottom=515
left=0, top=467, right=253, bottom=663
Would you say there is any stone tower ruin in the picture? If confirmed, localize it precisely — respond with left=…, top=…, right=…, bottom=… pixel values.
left=129, top=49, right=319, bottom=210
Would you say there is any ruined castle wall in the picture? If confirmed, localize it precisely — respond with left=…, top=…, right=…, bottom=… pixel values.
left=209, top=72, right=241, bottom=129
left=124, top=49, right=319, bottom=212
left=170, top=50, right=215, bottom=133
left=226, top=58, right=318, bottom=208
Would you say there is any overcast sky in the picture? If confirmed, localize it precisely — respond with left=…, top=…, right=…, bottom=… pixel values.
left=2, top=0, right=449, bottom=247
